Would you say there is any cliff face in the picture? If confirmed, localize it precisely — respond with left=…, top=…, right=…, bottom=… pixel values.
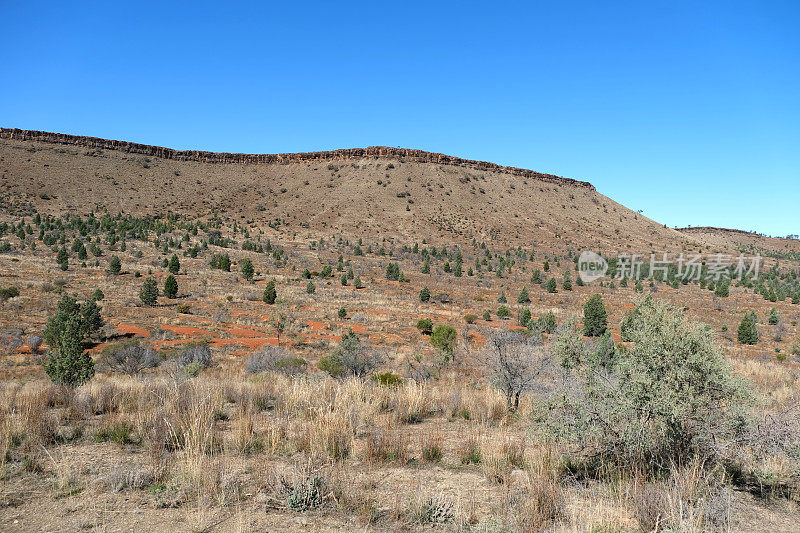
left=0, top=127, right=594, bottom=190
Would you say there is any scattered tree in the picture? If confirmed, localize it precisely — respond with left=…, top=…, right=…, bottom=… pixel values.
left=140, top=276, right=159, bottom=306
left=263, top=280, right=277, bottom=304
left=241, top=258, right=255, bottom=281
left=545, top=277, right=557, bottom=293
left=583, top=294, right=608, bottom=337
left=419, top=286, right=431, bottom=302
left=168, top=253, right=181, bottom=274
left=107, top=255, right=122, bottom=275
left=484, top=329, right=549, bottom=412
left=163, top=274, right=178, bottom=299
left=416, top=318, right=433, bottom=335
left=430, top=324, right=457, bottom=359
left=737, top=313, right=759, bottom=344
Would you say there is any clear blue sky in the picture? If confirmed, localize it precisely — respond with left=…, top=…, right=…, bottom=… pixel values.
left=1, top=1, right=798, bottom=236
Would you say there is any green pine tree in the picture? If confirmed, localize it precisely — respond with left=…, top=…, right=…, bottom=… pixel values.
left=768, top=307, right=780, bottom=325
left=140, top=276, right=159, bottom=306
left=517, top=286, right=530, bottom=303
left=419, top=286, right=431, bottom=302
left=107, top=255, right=122, bottom=275
left=583, top=294, right=608, bottom=337
left=163, top=274, right=179, bottom=298
left=241, top=258, right=254, bottom=281
left=168, top=254, right=181, bottom=274
left=545, top=277, right=557, bottom=293
left=737, top=313, right=759, bottom=344
left=263, top=280, right=277, bottom=304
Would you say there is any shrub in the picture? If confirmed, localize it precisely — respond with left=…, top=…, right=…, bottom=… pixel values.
left=430, top=324, right=457, bottom=357
left=583, top=294, right=608, bottom=337
left=168, top=254, right=180, bottom=274
left=497, top=305, right=511, bottom=319
left=386, top=262, right=401, bottom=281
left=485, top=329, right=550, bottom=411
left=176, top=342, right=212, bottom=369
left=517, top=286, right=530, bottom=303
left=546, top=298, right=750, bottom=476
left=43, top=294, right=97, bottom=386
left=464, top=314, right=478, bottom=324
left=285, top=475, right=324, bottom=512
left=338, top=307, right=347, bottom=319
left=737, top=313, right=759, bottom=345
left=519, top=308, right=532, bottom=327
left=715, top=279, right=730, bottom=297
left=107, top=255, right=122, bottom=275
left=27, top=334, right=43, bottom=353
left=262, top=280, right=277, bottom=304
left=371, top=372, right=403, bottom=387
left=306, top=281, right=316, bottom=294
left=210, top=253, right=231, bottom=271
left=91, top=288, right=104, bottom=301
left=319, top=330, right=383, bottom=378
left=419, top=286, right=431, bottom=302
left=545, top=277, right=557, bottom=293
left=139, top=277, right=159, bottom=306
left=241, top=258, right=255, bottom=281
left=792, top=337, right=800, bottom=356
left=94, top=421, right=137, bottom=445
left=538, top=311, right=557, bottom=334
left=163, top=274, right=178, bottom=299
left=498, top=291, right=507, bottom=303
left=98, top=340, right=160, bottom=375
left=421, top=434, right=443, bottom=462
left=0, top=286, right=19, bottom=301
left=482, top=310, right=491, bottom=321
left=416, top=318, right=433, bottom=335
left=176, top=304, right=192, bottom=314
left=768, top=307, right=780, bottom=325
left=245, top=346, right=307, bottom=376
left=183, top=362, right=203, bottom=378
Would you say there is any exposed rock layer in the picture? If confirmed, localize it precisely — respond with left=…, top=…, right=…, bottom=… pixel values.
left=0, top=127, right=594, bottom=190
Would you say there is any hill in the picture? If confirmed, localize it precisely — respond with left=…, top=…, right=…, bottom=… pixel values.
left=677, top=226, right=800, bottom=259
left=1, top=128, right=706, bottom=256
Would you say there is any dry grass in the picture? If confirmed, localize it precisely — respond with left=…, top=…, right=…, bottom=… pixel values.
left=0, top=366, right=797, bottom=531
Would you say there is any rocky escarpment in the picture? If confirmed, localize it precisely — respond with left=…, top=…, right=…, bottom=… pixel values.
left=0, top=127, right=594, bottom=190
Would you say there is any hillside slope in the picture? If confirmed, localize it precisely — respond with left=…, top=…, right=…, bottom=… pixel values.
left=677, top=227, right=800, bottom=259
left=1, top=128, right=703, bottom=254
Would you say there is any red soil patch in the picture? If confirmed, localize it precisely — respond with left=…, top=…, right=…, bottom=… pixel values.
left=160, top=324, right=214, bottom=337
left=87, top=343, right=110, bottom=354
left=380, top=333, right=405, bottom=344
left=306, top=320, right=326, bottom=333
left=469, top=331, right=487, bottom=345
left=116, top=324, right=150, bottom=337
left=349, top=324, right=368, bottom=334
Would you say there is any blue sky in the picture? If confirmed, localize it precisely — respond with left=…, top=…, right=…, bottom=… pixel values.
left=1, top=1, right=797, bottom=236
